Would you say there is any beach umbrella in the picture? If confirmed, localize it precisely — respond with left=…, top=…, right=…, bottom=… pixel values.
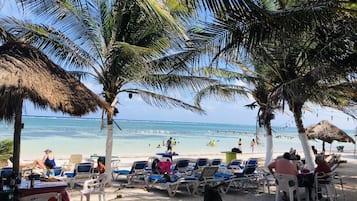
left=0, top=42, right=112, bottom=175
left=305, top=120, right=355, bottom=152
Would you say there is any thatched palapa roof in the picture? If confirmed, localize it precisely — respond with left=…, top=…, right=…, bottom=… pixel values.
left=305, top=120, right=355, bottom=144
left=0, top=42, right=110, bottom=121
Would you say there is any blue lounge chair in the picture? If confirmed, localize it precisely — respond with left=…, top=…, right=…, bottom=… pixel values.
left=210, top=159, right=222, bottom=167
left=66, top=162, right=94, bottom=188
left=146, top=172, right=198, bottom=197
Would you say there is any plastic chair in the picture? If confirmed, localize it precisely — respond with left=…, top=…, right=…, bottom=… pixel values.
left=80, top=173, right=108, bottom=201
left=314, top=171, right=337, bottom=201
left=275, top=173, right=300, bottom=201
left=67, top=162, right=94, bottom=188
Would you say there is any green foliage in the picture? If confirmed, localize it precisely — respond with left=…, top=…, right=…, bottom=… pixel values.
left=0, top=138, right=13, bottom=161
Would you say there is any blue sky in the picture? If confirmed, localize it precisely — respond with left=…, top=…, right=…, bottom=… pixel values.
left=3, top=1, right=357, bottom=131
left=23, top=82, right=357, bottom=130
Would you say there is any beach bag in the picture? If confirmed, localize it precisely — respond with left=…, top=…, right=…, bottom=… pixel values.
left=231, top=147, right=242, bottom=153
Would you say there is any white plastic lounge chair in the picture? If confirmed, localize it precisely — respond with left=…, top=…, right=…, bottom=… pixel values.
left=220, top=161, right=259, bottom=193
left=172, top=158, right=192, bottom=175
left=146, top=173, right=199, bottom=197
left=210, top=159, right=222, bottom=167
left=62, top=154, right=83, bottom=172
left=194, top=166, right=226, bottom=194
left=126, top=160, right=149, bottom=185
left=80, top=173, right=109, bottom=201
left=66, top=162, right=94, bottom=188
left=112, top=161, right=148, bottom=185
left=194, top=158, right=209, bottom=171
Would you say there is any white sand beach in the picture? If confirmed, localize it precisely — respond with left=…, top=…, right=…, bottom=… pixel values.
left=62, top=150, right=357, bottom=201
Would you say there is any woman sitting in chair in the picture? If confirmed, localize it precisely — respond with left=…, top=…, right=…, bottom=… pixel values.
left=97, top=158, right=106, bottom=174
left=315, top=154, right=331, bottom=175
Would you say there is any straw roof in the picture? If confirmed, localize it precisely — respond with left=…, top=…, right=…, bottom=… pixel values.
left=305, top=120, right=355, bottom=144
left=0, top=42, right=110, bottom=121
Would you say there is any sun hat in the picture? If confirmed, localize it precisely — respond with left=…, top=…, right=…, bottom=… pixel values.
left=44, top=149, right=52, bottom=153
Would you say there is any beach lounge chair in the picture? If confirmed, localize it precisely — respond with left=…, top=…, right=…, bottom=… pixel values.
left=80, top=173, right=109, bottom=201
left=227, top=159, right=244, bottom=172
left=172, top=158, right=192, bottom=175
left=194, top=166, right=226, bottom=194
left=112, top=160, right=149, bottom=185
left=210, top=159, right=222, bottom=167
left=62, top=154, right=83, bottom=172
left=194, top=158, right=209, bottom=172
left=126, top=160, right=149, bottom=185
left=221, top=160, right=259, bottom=193
left=66, top=162, right=94, bottom=188
left=146, top=173, right=199, bottom=197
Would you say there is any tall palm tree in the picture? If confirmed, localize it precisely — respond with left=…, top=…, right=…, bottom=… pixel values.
left=186, top=0, right=356, bottom=169
left=1, top=0, right=214, bottom=175
left=193, top=59, right=278, bottom=166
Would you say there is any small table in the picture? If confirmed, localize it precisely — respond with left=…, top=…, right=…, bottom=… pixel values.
left=18, top=180, right=70, bottom=201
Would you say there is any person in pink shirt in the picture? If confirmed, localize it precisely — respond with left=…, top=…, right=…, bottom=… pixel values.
left=157, top=159, right=172, bottom=174
left=268, top=152, right=298, bottom=176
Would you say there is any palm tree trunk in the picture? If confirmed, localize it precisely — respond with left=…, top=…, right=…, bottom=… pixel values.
left=264, top=121, right=273, bottom=167
left=105, top=112, right=113, bottom=184
left=292, top=104, right=315, bottom=170
left=13, top=98, right=23, bottom=175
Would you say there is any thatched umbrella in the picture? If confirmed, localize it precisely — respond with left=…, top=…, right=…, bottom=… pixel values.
left=305, top=120, right=355, bottom=152
left=0, top=42, right=112, bottom=175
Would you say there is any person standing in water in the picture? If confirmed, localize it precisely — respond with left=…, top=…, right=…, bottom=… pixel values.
left=238, top=138, right=243, bottom=152
left=250, top=139, right=256, bottom=153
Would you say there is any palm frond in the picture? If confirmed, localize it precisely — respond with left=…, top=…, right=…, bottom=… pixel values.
left=139, top=0, right=189, bottom=41
left=124, top=88, right=205, bottom=114
left=0, top=17, right=98, bottom=69
left=194, top=84, right=249, bottom=107
left=138, top=74, right=217, bottom=92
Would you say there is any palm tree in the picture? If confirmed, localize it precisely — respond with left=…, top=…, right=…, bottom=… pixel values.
left=193, top=59, right=278, bottom=166
left=1, top=0, right=214, bottom=175
left=186, top=0, right=356, bottom=169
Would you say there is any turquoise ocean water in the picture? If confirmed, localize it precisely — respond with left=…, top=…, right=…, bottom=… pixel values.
left=0, top=116, right=355, bottom=160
